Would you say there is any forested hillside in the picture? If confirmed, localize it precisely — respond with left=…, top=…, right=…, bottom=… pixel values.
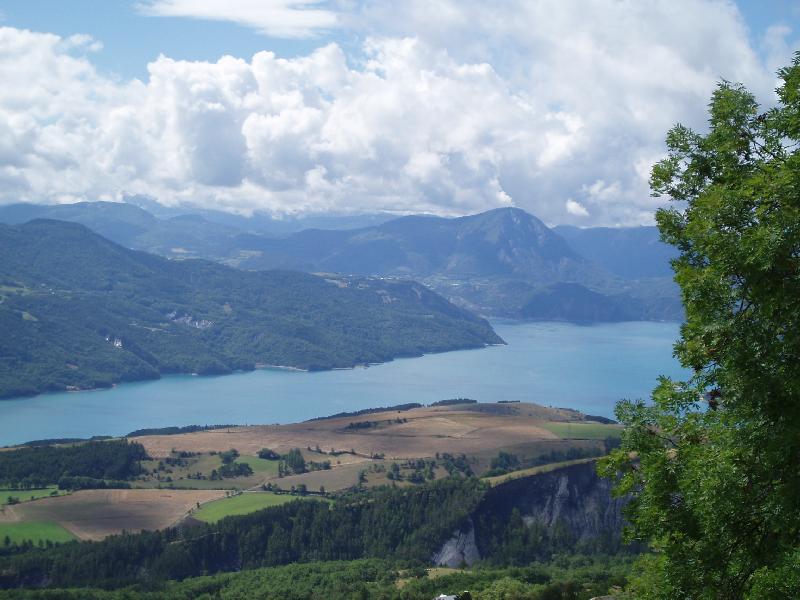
left=0, top=220, right=501, bottom=399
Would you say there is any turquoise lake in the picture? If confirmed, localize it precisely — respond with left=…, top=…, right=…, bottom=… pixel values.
left=0, top=320, right=688, bottom=446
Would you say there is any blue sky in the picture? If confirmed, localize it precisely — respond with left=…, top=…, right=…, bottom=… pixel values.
left=0, top=1, right=797, bottom=224
left=738, top=0, right=800, bottom=38
left=2, top=1, right=797, bottom=79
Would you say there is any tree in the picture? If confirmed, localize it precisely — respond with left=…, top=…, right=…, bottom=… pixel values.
left=600, top=54, right=800, bottom=599
left=219, top=449, right=239, bottom=465
left=258, top=447, right=280, bottom=460
left=281, top=448, right=306, bottom=475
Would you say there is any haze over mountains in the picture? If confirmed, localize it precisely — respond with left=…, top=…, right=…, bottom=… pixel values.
left=0, top=201, right=681, bottom=322
left=0, top=219, right=500, bottom=399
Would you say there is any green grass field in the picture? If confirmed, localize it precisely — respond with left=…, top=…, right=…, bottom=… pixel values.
left=237, top=456, right=280, bottom=477
left=1, top=486, right=64, bottom=505
left=539, top=422, right=622, bottom=440
left=0, top=521, right=75, bottom=545
left=193, top=492, right=316, bottom=523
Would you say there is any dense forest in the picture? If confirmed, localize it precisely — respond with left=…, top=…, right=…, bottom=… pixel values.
left=0, top=219, right=501, bottom=399
left=0, top=556, right=633, bottom=599
left=0, top=440, right=147, bottom=488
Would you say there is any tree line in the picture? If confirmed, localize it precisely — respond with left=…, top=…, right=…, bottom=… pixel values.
left=0, top=440, right=148, bottom=489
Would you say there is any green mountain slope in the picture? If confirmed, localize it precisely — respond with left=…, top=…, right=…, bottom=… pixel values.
left=0, top=220, right=502, bottom=399
left=242, top=207, right=595, bottom=278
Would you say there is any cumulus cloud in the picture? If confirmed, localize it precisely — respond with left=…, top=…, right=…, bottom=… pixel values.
left=565, top=199, right=589, bottom=218
left=0, top=1, right=796, bottom=225
left=352, top=0, right=794, bottom=224
left=137, top=0, right=338, bottom=39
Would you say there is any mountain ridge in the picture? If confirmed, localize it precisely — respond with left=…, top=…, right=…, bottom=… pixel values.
left=0, top=202, right=683, bottom=322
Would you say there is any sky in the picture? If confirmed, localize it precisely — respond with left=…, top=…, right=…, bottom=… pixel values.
left=0, top=1, right=798, bottom=226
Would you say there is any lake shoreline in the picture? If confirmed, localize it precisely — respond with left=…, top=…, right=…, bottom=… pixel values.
left=0, top=340, right=504, bottom=403
left=0, top=321, right=686, bottom=447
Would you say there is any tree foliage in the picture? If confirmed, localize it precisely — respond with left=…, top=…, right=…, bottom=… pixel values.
left=600, top=55, right=800, bottom=598
left=0, top=556, right=633, bottom=600
left=0, top=440, right=147, bottom=488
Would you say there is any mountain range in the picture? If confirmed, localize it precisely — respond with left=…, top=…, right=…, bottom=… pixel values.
left=0, top=219, right=501, bottom=399
left=0, top=201, right=682, bottom=322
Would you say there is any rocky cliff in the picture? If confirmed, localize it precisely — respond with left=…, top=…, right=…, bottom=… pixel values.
left=433, top=461, right=628, bottom=567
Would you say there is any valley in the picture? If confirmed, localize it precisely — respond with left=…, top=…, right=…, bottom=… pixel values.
left=2, top=6, right=796, bottom=596
left=0, top=214, right=676, bottom=597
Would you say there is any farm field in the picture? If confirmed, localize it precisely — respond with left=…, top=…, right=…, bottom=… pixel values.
left=133, top=402, right=585, bottom=459
left=7, top=489, right=227, bottom=540
left=0, top=521, right=75, bottom=545
left=135, top=453, right=280, bottom=491
left=236, top=455, right=280, bottom=477
left=274, top=461, right=367, bottom=492
left=537, top=422, right=622, bottom=440
left=127, top=402, right=617, bottom=493
left=0, top=401, right=621, bottom=540
left=1, top=486, right=64, bottom=505
left=193, top=491, right=320, bottom=523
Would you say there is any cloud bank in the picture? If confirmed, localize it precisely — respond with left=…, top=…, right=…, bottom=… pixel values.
left=0, top=1, right=795, bottom=225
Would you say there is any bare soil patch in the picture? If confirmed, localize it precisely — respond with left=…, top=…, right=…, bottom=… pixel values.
left=13, top=489, right=226, bottom=540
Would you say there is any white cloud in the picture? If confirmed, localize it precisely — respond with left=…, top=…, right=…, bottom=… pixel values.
left=63, top=34, right=103, bottom=53
left=0, top=1, right=796, bottom=225
left=762, top=24, right=795, bottom=73
left=565, top=199, right=589, bottom=218
left=137, top=0, right=338, bottom=39
left=348, top=0, right=792, bottom=224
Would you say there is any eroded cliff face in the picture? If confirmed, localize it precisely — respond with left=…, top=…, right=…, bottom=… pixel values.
left=433, top=461, right=627, bottom=567
left=432, top=519, right=481, bottom=567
